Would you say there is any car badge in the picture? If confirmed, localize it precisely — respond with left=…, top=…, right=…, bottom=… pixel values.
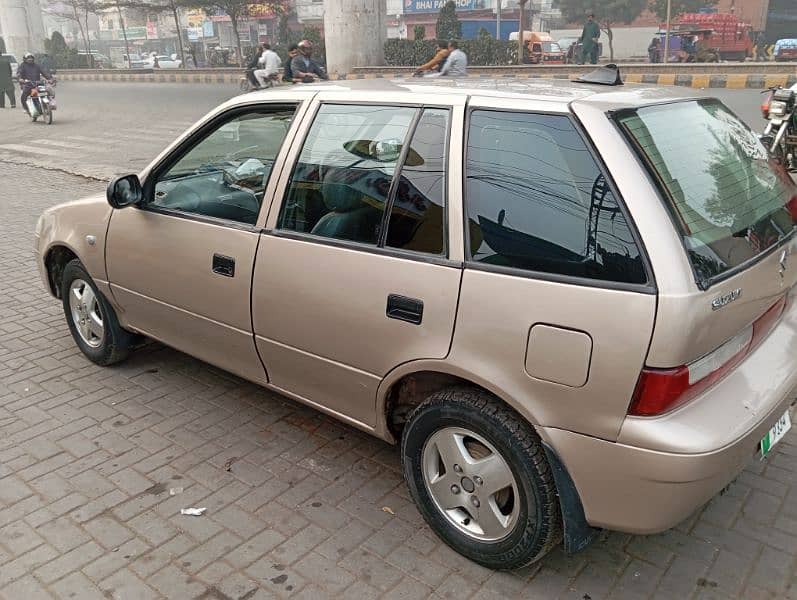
left=711, top=288, right=742, bottom=311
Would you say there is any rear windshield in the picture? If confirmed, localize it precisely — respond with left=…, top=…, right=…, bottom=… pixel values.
left=618, top=99, right=796, bottom=287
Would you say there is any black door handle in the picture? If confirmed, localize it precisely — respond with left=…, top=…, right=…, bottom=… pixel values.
left=387, top=294, right=423, bottom=325
left=212, top=254, right=235, bottom=277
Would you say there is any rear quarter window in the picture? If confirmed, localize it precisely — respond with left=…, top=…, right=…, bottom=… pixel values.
left=465, top=110, right=647, bottom=285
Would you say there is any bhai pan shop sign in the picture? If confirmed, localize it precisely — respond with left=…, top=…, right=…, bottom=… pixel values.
left=404, top=0, right=485, bottom=13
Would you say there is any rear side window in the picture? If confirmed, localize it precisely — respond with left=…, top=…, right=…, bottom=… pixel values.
left=465, top=110, right=647, bottom=285
left=618, top=99, right=796, bottom=287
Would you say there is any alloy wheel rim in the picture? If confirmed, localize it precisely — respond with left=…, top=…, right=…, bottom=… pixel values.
left=68, top=279, right=104, bottom=348
left=421, top=426, right=522, bottom=542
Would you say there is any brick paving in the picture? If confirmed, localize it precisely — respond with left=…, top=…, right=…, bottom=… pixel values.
left=1, top=161, right=796, bottom=599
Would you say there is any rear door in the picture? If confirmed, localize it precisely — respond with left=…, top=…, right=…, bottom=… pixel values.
left=252, top=93, right=465, bottom=429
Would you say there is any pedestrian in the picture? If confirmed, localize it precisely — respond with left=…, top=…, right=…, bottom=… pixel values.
left=254, top=43, right=281, bottom=87
left=647, top=37, right=661, bottom=63
left=439, top=40, right=467, bottom=77
left=0, top=51, right=15, bottom=108
left=579, top=13, right=601, bottom=65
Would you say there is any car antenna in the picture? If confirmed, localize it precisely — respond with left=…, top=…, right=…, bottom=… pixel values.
left=575, top=64, right=623, bottom=86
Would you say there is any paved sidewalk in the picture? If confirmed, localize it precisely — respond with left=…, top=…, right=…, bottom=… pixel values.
left=1, top=162, right=796, bottom=599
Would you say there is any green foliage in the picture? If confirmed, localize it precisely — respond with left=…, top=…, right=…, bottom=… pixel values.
left=413, top=25, right=426, bottom=41
left=435, top=1, right=461, bottom=41
left=43, top=31, right=79, bottom=68
left=384, top=38, right=517, bottom=67
left=650, top=0, right=719, bottom=21
left=478, top=27, right=492, bottom=39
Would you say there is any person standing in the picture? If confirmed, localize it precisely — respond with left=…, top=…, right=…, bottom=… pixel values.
left=579, top=13, right=601, bottom=65
left=438, top=40, right=467, bottom=77
left=0, top=51, right=15, bottom=108
left=254, top=43, right=281, bottom=87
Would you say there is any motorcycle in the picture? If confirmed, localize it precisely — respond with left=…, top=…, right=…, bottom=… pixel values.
left=761, top=83, right=797, bottom=172
left=239, top=69, right=279, bottom=92
left=24, top=78, right=56, bottom=124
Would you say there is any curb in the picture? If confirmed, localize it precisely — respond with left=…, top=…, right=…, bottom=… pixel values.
left=55, top=71, right=797, bottom=89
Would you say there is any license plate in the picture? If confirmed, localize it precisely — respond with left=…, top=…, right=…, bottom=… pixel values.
left=760, top=410, right=792, bottom=458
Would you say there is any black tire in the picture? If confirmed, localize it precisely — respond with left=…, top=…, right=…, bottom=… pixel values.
left=401, top=387, right=562, bottom=569
left=60, top=259, right=135, bottom=366
left=45, top=104, right=53, bottom=124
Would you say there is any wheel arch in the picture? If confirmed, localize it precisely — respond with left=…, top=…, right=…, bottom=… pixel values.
left=377, top=360, right=543, bottom=445
left=43, top=243, right=81, bottom=299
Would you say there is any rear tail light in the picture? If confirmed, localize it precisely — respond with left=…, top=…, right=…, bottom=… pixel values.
left=787, top=196, right=797, bottom=223
left=761, top=93, right=772, bottom=119
left=629, top=297, right=787, bottom=417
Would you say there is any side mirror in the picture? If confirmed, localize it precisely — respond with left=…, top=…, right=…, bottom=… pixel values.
left=107, top=174, right=143, bottom=209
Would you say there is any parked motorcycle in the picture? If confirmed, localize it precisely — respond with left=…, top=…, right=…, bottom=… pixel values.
left=761, top=83, right=797, bottom=171
left=24, top=78, right=56, bottom=124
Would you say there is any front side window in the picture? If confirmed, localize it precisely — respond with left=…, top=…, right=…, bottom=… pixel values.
left=618, top=99, right=796, bottom=286
left=151, top=107, right=296, bottom=225
left=279, top=104, right=449, bottom=254
left=465, top=110, right=646, bottom=285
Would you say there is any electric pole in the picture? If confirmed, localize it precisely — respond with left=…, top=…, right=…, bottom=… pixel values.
left=663, top=0, right=671, bottom=64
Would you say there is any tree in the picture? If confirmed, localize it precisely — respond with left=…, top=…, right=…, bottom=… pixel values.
left=556, top=0, right=647, bottom=60
left=45, top=0, right=102, bottom=59
left=435, top=0, right=461, bottom=41
left=413, top=25, right=425, bottom=41
left=650, top=0, right=719, bottom=21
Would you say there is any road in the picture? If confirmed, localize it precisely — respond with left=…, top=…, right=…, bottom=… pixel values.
left=0, top=82, right=768, bottom=181
left=0, top=82, right=795, bottom=600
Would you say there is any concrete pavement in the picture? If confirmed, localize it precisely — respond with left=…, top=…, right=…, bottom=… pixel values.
left=0, top=82, right=796, bottom=599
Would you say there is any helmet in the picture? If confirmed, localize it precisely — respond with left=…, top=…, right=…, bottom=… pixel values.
left=23, top=52, right=34, bottom=60
left=298, top=40, right=313, bottom=49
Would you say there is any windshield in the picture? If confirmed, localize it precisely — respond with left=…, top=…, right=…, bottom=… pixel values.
left=542, top=42, right=561, bottom=52
left=618, top=99, right=796, bottom=287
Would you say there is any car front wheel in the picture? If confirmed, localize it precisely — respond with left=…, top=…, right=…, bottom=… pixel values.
left=401, top=387, right=562, bottom=569
left=61, top=259, right=135, bottom=366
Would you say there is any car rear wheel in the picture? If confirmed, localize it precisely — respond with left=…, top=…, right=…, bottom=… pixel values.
left=401, top=387, right=562, bottom=569
left=61, top=259, right=136, bottom=366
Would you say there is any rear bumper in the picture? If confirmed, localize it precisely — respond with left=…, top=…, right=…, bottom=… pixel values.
left=543, top=293, right=797, bottom=534
left=542, top=396, right=794, bottom=533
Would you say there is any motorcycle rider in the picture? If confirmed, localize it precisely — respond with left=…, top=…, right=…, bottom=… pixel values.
left=254, top=43, right=281, bottom=87
left=413, top=40, right=449, bottom=76
left=283, top=44, right=299, bottom=83
left=17, top=53, right=52, bottom=114
left=245, top=45, right=263, bottom=88
left=291, top=40, right=327, bottom=83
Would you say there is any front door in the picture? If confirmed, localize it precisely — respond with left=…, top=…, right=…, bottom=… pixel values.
left=106, top=103, right=300, bottom=383
left=252, top=99, right=464, bottom=429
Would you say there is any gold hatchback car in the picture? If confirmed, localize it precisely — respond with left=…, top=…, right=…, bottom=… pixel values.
left=35, top=78, right=797, bottom=568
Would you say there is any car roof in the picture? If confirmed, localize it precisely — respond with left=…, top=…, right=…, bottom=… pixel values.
left=237, top=77, right=700, bottom=112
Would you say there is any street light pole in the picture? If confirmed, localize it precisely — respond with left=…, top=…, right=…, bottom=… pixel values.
left=663, top=0, right=671, bottom=64
left=496, top=0, right=501, bottom=40
left=518, top=0, right=526, bottom=65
